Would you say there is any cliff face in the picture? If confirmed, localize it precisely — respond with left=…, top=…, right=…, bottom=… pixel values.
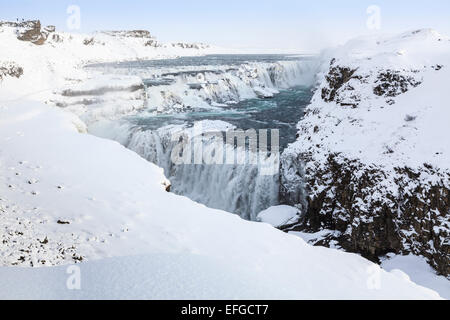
left=281, top=29, right=450, bottom=277
left=0, top=20, right=55, bottom=45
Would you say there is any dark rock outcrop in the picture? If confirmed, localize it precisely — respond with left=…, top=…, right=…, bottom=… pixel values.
left=171, top=42, right=210, bottom=50
left=282, top=153, right=449, bottom=277
left=373, top=70, right=422, bottom=97
left=102, top=30, right=153, bottom=38
left=83, top=38, right=95, bottom=46
left=321, top=65, right=360, bottom=105
left=0, top=62, right=24, bottom=81
left=0, top=20, right=55, bottom=45
left=319, top=60, right=423, bottom=108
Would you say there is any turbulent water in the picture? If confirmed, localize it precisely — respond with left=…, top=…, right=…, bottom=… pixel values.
left=88, top=55, right=317, bottom=220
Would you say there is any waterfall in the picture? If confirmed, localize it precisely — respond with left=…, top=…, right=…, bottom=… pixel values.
left=135, top=59, right=319, bottom=114
left=88, top=58, right=318, bottom=220
left=127, top=121, right=280, bottom=220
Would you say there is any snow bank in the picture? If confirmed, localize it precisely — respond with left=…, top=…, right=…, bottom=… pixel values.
left=381, top=255, right=450, bottom=300
left=257, top=205, right=300, bottom=228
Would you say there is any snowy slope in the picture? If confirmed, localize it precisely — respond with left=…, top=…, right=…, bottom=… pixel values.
left=288, top=29, right=450, bottom=170
left=381, top=254, right=450, bottom=300
left=281, top=29, right=450, bottom=277
left=0, top=101, right=442, bottom=299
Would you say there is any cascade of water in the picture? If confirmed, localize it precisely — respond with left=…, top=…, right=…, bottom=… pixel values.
left=140, top=59, right=319, bottom=113
left=88, top=58, right=318, bottom=220
left=126, top=122, right=279, bottom=220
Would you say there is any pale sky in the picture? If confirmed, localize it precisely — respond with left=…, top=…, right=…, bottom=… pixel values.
left=1, top=0, right=449, bottom=52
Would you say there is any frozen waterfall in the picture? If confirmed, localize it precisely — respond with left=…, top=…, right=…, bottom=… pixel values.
left=88, top=57, right=318, bottom=220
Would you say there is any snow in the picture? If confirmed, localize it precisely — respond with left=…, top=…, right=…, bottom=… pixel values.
left=1, top=253, right=444, bottom=300
left=0, top=101, right=442, bottom=299
left=286, top=29, right=450, bottom=172
left=257, top=205, right=300, bottom=228
left=290, top=230, right=343, bottom=249
left=0, top=23, right=225, bottom=102
left=0, top=22, right=446, bottom=299
left=381, top=255, right=450, bottom=300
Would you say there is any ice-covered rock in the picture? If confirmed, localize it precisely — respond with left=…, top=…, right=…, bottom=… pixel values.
left=281, top=29, right=450, bottom=277
left=0, top=61, right=23, bottom=81
left=0, top=20, right=53, bottom=45
left=257, top=205, right=300, bottom=228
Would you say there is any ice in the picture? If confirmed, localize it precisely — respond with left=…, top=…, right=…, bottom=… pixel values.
left=257, top=205, right=300, bottom=228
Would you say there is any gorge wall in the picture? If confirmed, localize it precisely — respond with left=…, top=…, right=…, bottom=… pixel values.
left=280, top=29, right=450, bottom=277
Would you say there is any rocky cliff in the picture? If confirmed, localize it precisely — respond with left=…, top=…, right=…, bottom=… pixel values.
left=281, top=29, right=450, bottom=277
left=0, top=20, right=56, bottom=45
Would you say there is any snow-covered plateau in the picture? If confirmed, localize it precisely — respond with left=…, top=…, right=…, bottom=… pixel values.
left=0, top=20, right=447, bottom=299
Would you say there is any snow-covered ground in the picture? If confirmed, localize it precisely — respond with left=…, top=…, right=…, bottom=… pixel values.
left=381, top=255, right=450, bottom=300
left=0, top=21, right=447, bottom=299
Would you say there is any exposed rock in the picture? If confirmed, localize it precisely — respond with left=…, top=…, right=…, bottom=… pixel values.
left=16, top=20, right=46, bottom=45
left=282, top=153, right=449, bottom=277
left=102, top=30, right=153, bottom=38
left=320, top=62, right=423, bottom=107
left=0, top=20, right=54, bottom=45
left=51, top=33, right=63, bottom=43
left=170, top=42, right=210, bottom=50
left=83, top=38, right=95, bottom=46
left=280, top=31, right=450, bottom=277
left=0, top=199, right=84, bottom=267
left=373, top=70, right=422, bottom=97
left=44, top=25, right=56, bottom=33
left=144, top=39, right=161, bottom=47
left=321, top=65, right=360, bottom=105
left=0, top=61, right=24, bottom=81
